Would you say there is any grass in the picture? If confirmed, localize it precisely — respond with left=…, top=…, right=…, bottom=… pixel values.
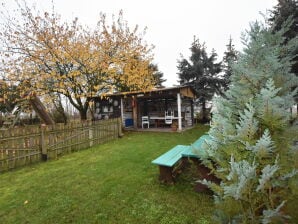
left=0, top=124, right=214, bottom=224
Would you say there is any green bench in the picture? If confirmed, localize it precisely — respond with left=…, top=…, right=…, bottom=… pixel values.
left=152, top=134, right=218, bottom=188
left=188, top=134, right=211, bottom=158
left=152, top=145, right=190, bottom=183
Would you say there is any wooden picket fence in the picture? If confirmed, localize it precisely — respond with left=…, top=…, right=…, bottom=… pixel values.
left=0, top=118, right=122, bottom=172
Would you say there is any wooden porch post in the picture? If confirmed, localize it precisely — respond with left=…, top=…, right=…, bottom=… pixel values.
left=177, top=93, right=182, bottom=131
left=120, top=97, right=124, bottom=127
left=191, top=100, right=194, bottom=126
left=132, top=96, right=138, bottom=129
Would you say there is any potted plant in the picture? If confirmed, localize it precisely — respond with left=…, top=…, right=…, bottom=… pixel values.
left=171, top=121, right=178, bottom=131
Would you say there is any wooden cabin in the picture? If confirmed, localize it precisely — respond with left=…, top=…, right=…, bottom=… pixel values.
left=91, top=86, right=196, bottom=131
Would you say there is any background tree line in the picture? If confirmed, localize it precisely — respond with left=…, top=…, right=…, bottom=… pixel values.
left=177, top=36, right=238, bottom=123
left=177, top=0, right=297, bottom=123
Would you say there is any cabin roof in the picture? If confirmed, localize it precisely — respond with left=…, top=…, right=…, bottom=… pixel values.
left=93, top=85, right=196, bottom=99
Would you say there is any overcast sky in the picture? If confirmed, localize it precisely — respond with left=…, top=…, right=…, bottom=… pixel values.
left=2, top=0, right=277, bottom=86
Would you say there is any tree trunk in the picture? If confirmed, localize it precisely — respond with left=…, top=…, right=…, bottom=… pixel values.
left=52, top=96, right=68, bottom=124
left=29, top=95, right=55, bottom=125
left=79, top=109, right=88, bottom=120
left=65, top=95, right=89, bottom=121
left=201, top=99, right=208, bottom=123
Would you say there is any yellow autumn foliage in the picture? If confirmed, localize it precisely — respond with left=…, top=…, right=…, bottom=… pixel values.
left=0, top=1, right=155, bottom=119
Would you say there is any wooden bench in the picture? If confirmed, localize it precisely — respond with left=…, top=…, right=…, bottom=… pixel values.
left=182, top=134, right=220, bottom=192
left=152, top=134, right=220, bottom=191
left=151, top=145, right=190, bottom=183
left=181, top=145, right=199, bottom=158
left=181, top=134, right=209, bottom=159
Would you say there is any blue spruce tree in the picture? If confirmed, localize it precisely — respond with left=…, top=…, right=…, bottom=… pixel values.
left=199, top=21, right=298, bottom=223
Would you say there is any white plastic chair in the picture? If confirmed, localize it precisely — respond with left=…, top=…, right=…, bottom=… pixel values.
left=165, top=111, right=173, bottom=125
left=142, top=116, right=150, bottom=128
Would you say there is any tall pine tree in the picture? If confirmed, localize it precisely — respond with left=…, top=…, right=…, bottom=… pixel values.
left=199, top=21, right=298, bottom=223
left=269, top=0, right=298, bottom=42
left=222, top=37, right=238, bottom=91
left=268, top=0, right=298, bottom=114
left=177, top=38, right=222, bottom=122
left=149, top=63, right=166, bottom=88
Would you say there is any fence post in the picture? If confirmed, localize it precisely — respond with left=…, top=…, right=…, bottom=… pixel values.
left=89, top=124, right=93, bottom=147
left=118, top=117, right=123, bottom=137
left=40, top=124, right=47, bottom=161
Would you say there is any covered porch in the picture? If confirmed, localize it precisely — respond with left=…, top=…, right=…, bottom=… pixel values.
left=92, top=86, right=196, bottom=132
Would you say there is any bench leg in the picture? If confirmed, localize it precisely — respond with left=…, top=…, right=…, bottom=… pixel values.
left=158, top=165, right=174, bottom=184
left=194, top=160, right=221, bottom=193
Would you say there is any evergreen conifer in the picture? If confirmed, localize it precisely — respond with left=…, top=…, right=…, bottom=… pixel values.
left=268, top=0, right=298, bottom=114
left=199, top=21, right=298, bottom=223
left=177, top=38, right=222, bottom=122
left=222, top=37, right=238, bottom=91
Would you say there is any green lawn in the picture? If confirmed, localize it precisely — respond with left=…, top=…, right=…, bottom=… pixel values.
left=0, top=125, right=214, bottom=224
